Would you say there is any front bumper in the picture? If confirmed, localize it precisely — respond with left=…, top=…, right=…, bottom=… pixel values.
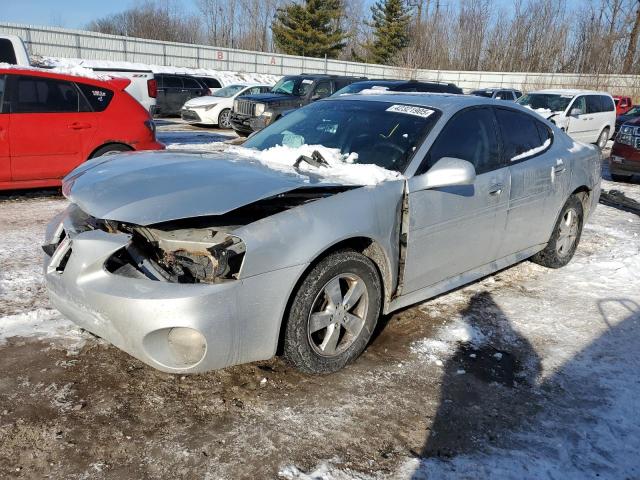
left=43, top=217, right=306, bottom=373
left=610, top=143, right=640, bottom=175
left=229, top=113, right=272, bottom=134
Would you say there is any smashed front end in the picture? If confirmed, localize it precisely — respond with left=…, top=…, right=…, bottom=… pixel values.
left=42, top=189, right=347, bottom=373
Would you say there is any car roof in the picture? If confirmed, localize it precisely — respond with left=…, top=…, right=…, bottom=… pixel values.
left=0, top=65, right=119, bottom=87
left=531, top=88, right=611, bottom=96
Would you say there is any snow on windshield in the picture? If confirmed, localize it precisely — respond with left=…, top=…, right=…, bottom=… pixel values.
left=166, top=140, right=402, bottom=186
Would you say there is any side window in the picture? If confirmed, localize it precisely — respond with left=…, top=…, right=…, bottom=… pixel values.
left=601, top=95, right=615, bottom=112
left=313, top=81, right=332, bottom=99
left=570, top=96, right=586, bottom=115
left=182, top=77, right=200, bottom=89
left=10, top=76, right=82, bottom=113
left=495, top=108, right=551, bottom=162
left=164, top=76, right=182, bottom=88
left=496, top=90, right=512, bottom=100
left=260, top=86, right=271, bottom=93
left=514, top=91, right=523, bottom=99
left=76, top=83, right=114, bottom=112
left=423, top=107, right=501, bottom=175
left=586, top=95, right=601, bottom=114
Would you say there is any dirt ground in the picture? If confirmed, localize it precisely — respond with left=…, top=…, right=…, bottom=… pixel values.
left=1, top=143, right=639, bottom=479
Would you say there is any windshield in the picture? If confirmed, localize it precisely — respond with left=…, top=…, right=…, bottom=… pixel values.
left=243, top=100, right=440, bottom=173
left=517, top=93, right=573, bottom=112
left=333, top=82, right=389, bottom=96
left=213, top=85, right=245, bottom=98
left=625, top=106, right=640, bottom=116
left=271, top=77, right=315, bottom=96
left=471, top=90, right=494, bottom=98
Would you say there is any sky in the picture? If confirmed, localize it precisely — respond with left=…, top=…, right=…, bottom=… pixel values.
left=1, top=0, right=587, bottom=31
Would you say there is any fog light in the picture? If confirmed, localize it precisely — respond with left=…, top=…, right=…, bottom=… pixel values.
left=167, top=328, right=206, bottom=366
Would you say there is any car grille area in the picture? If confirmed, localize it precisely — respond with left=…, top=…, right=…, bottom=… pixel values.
left=235, top=99, right=255, bottom=116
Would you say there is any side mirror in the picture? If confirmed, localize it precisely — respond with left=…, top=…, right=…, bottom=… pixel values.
left=410, top=157, right=476, bottom=192
left=569, top=108, right=582, bottom=117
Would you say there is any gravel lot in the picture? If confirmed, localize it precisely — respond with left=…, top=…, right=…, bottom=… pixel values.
left=0, top=128, right=638, bottom=479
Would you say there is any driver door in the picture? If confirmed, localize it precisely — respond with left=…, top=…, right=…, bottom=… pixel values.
left=401, top=106, right=510, bottom=295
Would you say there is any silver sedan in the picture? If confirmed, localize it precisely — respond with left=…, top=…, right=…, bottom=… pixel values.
left=43, top=94, right=601, bottom=374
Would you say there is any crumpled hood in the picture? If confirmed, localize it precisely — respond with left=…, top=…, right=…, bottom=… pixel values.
left=184, top=96, right=221, bottom=108
left=63, top=150, right=319, bottom=226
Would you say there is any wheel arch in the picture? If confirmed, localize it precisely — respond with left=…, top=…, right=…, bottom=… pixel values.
left=88, top=142, right=133, bottom=159
left=275, top=236, right=394, bottom=355
left=570, top=185, right=592, bottom=217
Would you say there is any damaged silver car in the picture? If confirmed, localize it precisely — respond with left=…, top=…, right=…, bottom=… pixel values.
left=43, top=94, right=601, bottom=374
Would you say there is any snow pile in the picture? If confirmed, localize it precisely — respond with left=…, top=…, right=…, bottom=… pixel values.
left=411, top=319, right=488, bottom=365
left=279, top=463, right=372, bottom=480
left=0, top=61, right=112, bottom=81
left=41, top=57, right=280, bottom=86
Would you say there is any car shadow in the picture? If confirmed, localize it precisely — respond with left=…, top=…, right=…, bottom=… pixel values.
left=410, top=295, right=640, bottom=478
left=0, top=188, right=62, bottom=202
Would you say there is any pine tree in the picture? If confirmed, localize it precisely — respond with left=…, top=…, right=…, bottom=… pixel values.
left=272, top=0, right=347, bottom=59
left=365, top=0, right=411, bottom=65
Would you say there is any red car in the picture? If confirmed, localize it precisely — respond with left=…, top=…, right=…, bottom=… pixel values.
left=613, top=95, right=634, bottom=116
left=0, top=67, right=164, bottom=190
left=610, top=116, right=640, bottom=182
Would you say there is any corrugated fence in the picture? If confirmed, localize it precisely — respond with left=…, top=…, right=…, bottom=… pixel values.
left=1, top=22, right=638, bottom=96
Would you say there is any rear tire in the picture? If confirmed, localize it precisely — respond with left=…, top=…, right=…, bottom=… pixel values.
left=531, top=195, right=584, bottom=269
left=283, top=249, right=382, bottom=374
left=90, top=144, right=132, bottom=159
left=596, top=128, right=609, bottom=150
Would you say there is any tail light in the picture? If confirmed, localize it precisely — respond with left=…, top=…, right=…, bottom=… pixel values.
left=147, top=79, right=158, bottom=98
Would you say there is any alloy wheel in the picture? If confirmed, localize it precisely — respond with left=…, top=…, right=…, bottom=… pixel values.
left=556, top=207, right=579, bottom=257
left=307, top=273, right=369, bottom=357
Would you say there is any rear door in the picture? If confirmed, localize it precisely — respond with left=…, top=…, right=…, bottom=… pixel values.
left=182, top=76, right=204, bottom=104
left=0, top=75, right=9, bottom=182
left=402, top=106, right=510, bottom=294
left=494, top=107, right=565, bottom=257
left=163, top=75, right=184, bottom=114
left=7, top=74, right=87, bottom=180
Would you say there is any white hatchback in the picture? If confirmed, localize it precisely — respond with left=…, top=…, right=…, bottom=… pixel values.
left=181, top=83, right=272, bottom=129
left=517, top=89, right=616, bottom=148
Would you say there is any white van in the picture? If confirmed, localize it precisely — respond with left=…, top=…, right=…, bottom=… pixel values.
left=517, top=89, right=616, bottom=148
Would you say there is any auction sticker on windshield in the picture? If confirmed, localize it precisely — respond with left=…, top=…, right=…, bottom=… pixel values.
left=386, top=105, right=434, bottom=118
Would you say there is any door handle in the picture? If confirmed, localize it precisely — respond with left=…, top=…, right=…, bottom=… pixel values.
left=489, top=184, right=503, bottom=195
left=69, top=122, right=92, bottom=130
left=554, top=160, right=566, bottom=174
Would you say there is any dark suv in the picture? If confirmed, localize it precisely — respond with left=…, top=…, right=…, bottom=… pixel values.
left=230, top=74, right=366, bottom=136
left=155, top=74, right=210, bottom=116
left=333, top=79, right=463, bottom=95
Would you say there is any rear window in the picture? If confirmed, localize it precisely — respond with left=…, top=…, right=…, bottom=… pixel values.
left=76, top=83, right=114, bottom=112
left=495, top=108, right=551, bottom=161
left=9, top=75, right=90, bottom=113
left=0, top=39, right=17, bottom=64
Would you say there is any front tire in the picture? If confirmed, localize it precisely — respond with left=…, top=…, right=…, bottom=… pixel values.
left=283, top=250, right=382, bottom=374
left=531, top=195, right=584, bottom=268
left=218, top=108, right=232, bottom=129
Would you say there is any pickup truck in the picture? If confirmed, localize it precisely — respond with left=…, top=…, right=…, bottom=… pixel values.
left=229, top=74, right=366, bottom=136
left=614, top=95, right=634, bottom=116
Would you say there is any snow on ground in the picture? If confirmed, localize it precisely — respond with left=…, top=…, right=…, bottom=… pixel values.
left=40, top=57, right=280, bottom=86
left=282, top=176, right=640, bottom=479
